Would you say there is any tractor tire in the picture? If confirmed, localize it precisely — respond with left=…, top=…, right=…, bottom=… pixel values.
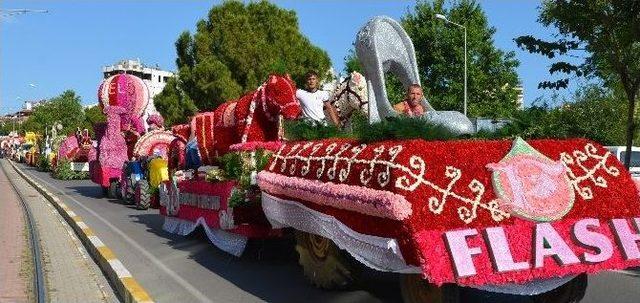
left=108, top=180, right=120, bottom=199
left=135, top=180, right=151, bottom=210
left=399, top=274, right=459, bottom=303
left=121, top=178, right=135, bottom=204
left=294, top=231, right=358, bottom=290
left=533, top=274, right=587, bottom=303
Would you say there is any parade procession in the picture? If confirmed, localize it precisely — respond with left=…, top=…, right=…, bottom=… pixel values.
left=2, top=1, right=640, bottom=303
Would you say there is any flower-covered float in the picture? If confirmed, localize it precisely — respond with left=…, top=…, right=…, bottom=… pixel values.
left=55, top=128, right=96, bottom=173
left=255, top=16, right=640, bottom=302
left=120, top=115, right=174, bottom=210
left=23, top=131, right=41, bottom=166
left=90, top=73, right=170, bottom=200
left=159, top=74, right=300, bottom=256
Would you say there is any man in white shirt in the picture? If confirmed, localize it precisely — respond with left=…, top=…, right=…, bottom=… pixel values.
left=296, top=71, right=340, bottom=125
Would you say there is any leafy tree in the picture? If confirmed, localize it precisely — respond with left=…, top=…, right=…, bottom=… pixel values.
left=162, top=0, right=331, bottom=113
left=345, top=0, right=521, bottom=118
left=22, top=90, right=85, bottom=135
left=515, top=0, right=640, bottom=167
left=83, top=105, right=106, bottom=134
left=155, top=77, right=198, bottom=126
left=482, top=85, right=627, bottom=145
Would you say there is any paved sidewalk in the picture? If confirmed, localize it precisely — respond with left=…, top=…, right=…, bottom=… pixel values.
left=0, top=161, right=29, bottom=303
left=0, top=160, right=118, bottom=303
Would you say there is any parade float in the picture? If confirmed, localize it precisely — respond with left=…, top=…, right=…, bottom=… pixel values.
left=90, top=73, right=172, bottom=203
left=22, top=132, right=41, bottom=166
left=252, top=16, right=640, bottom=302
left=55, top=128, right=96, bottom=173
left=158, top=74, right=300, bottom=256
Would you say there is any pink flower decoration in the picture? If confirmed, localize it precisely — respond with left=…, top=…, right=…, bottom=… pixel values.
left=229, top=141, right=283, bottom=152
left=257, top=171, right=412, bottom=220
left=487, top=138, right=574, bottom=222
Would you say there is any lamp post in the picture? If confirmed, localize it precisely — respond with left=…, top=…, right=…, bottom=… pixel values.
left=435, top=13, right=467, bottom=117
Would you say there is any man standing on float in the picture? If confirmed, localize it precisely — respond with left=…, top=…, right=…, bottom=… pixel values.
left=296, top=71, right=340, bottom=125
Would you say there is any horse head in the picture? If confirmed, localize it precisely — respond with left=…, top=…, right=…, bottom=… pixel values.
left=263, top=74, right=301, bottom=120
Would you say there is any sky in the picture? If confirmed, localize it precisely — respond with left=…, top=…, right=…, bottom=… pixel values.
left=1, top=0, right=589, bottom=115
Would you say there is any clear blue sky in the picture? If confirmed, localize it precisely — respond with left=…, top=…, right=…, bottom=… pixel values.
left=1, top=0, right=587, bottom=115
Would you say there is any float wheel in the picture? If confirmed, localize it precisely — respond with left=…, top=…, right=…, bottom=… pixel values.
left=533, top=274, right=587, bottom=303
left=294, top=231, right=358, bottom=290
left=135, top=180, right=151, bottom=210
left=399, top=274, right=459, bottom=303
left=121, top=178, right=135, bottom=204
left=108, top=180, right=120, bottom=199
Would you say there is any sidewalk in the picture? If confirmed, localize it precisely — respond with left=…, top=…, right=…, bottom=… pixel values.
left=0, top=160, right=118, bottom=303
left=0, top=160, right=29, bottom=303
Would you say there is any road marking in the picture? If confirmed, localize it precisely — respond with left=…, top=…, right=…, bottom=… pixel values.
left=23, top=167, right=213, bottom=303
left=10, top=163, right=155, bottom=303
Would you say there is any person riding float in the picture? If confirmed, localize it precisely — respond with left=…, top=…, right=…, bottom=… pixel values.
left=296, top=71, right=340, bottom=126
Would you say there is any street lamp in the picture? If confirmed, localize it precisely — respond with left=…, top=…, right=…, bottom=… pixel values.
left=435, top=13, right=468, bottom=117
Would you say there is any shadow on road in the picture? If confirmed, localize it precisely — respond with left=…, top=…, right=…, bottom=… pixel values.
left=129, top=213, right=403, bottom=303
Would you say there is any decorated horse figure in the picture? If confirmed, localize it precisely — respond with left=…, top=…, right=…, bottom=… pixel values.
left=326, top=71, right=368, bottom=127
left=191, top=74, right=300, bottom=164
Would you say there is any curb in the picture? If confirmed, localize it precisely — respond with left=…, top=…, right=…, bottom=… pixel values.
left=8, top=161, right=154, bottom=303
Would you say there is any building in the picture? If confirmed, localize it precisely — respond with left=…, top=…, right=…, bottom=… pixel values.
left=102, top=59, right=174, bottom=99
left=0, top=99, right=47, bottom=125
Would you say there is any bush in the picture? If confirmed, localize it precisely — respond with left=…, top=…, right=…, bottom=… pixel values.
left=36, top=154, right=50, bottom=172
left=52, top=159, right=89, bottom=180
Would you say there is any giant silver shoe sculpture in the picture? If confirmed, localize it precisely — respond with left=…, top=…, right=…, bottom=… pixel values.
left=355, top=16, right=475, bottom=135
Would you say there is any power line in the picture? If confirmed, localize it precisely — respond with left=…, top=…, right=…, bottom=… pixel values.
left=0, top=9, right=48, bottom=18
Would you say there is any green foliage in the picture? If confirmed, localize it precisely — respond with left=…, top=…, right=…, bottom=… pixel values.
left=83, top=105, right=106, bottom=135
left=161, top=0, right=332, bottom=113
left=52, top=159, right=89, bottom=180
left=344, top=0, right=521, bottom=117
left=515, top=0, right=640, bottom=167
left=36, top=154, right=50, bottom=172
left=22, top=90, right=86, bottom=135
left=352, top=115, right=457, bottom=143
left=216, top=149, right=273, bottom=208
left=475, top=85, right=627, bottom=145
left=283, top=113, right=457, bottom=142
left=218, top=152, right=244, bottom=181
left=283, top=120, right=349, bottom=141
left=154, top=77, right=199, bottom=125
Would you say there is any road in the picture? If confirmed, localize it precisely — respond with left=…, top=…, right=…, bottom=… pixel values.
left=12, top=162, right=640, bottom=303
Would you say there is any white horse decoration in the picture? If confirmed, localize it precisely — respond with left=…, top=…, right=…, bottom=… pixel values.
left=326, top=71, right=369, bottom=127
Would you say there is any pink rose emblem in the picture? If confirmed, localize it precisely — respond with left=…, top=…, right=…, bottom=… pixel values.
left=487, top=138, right=574, bottom=222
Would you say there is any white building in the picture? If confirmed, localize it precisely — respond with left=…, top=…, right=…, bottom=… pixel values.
left=102, top=59, right=174, bottom=100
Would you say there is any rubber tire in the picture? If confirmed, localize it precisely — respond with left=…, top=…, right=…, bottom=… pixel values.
left=108, top=180, right=120, bottom=199
left=294, top=231, right=358, bottom=290
left=135, top=180, right=151, bottom=210
left=533, top=274, right=587, bottom=303
left=121, top=178, right=135, bottom=204
left=399, top=274, right=459, bottom=303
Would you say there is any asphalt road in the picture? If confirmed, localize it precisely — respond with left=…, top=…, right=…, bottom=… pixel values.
left=13, top=163, right=640, bottom=303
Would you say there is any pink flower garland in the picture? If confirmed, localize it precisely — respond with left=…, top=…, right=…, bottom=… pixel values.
left=257, top=171, right=412, bottom=220
left=229, top=141, right=283, bottom=152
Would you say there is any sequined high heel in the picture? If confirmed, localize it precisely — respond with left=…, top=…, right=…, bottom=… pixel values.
left=355, top=16, right=475, bottom=135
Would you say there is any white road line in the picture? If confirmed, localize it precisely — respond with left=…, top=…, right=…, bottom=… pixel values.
left=24, top=169, right=213, bottom=303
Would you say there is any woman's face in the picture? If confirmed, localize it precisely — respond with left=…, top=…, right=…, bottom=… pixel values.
left=407, top=87, right=423, bottom=105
